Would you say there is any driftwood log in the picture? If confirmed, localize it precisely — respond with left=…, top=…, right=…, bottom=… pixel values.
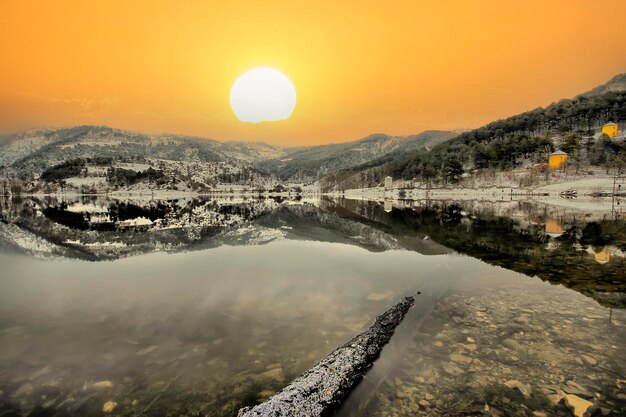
left=237, top=295, right=416, bottom=417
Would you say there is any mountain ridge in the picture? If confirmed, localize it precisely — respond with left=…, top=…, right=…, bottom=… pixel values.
left=579, top=73, right=626, bottom=97
left=0, top=125, right=457, bottom=185
left=2, top=72, right=625, bottom=190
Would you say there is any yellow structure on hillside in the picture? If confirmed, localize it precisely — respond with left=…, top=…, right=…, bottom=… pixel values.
left=602, top=122, right=618, bottom=138
left=549, top=150, right=568, bottom=170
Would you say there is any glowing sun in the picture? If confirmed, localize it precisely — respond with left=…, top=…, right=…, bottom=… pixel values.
left=229, top=67, right=296, bottom=123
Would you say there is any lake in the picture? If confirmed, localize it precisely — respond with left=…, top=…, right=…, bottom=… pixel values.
left=0, top=196, right=624, bottom=417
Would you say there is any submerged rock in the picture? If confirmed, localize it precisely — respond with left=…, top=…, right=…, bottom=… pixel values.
left=449, top=353, right=472, bottom=364
left=503, top=380, right=531, bottom=399
left=580, top=354, right=598, bottom=366
left=396, top=386, right=419, bottom=398
left=366, top=291, right=394, bottom=301
left=502, top=339, right=524, bottom=351
left=103, top=401, right=117, bottom=413
left=442, top=362, right=464, bottom=376
left=462, top=343, right=478, bottom=351
left=546, top=392, right=564, bottom=406
left=564, top=394, right=595, bottom=417
left=256, top=390, right=275, bottom=400
left=86, top=380, right=113, bottom=390
left=565, top=380, right=594, bottom=398
left=261, top=367, right=285, bottom=383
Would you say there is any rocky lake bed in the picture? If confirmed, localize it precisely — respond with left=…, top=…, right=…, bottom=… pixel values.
left=348, top=278, right=626, bottom=417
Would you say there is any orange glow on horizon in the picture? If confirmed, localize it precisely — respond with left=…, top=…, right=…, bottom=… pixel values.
left=1, top=0, right=625, bottom=146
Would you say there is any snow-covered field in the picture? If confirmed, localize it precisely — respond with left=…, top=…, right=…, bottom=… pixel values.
left=64, top=177, right=107, bottom=187
left=330, top=172, right=625, bottom=218
left=337, top=189, right=623, bottom=215
left=114, top=162, right=152, bottom=172
left=335, top=168, right=623, bottom=201
left=0, top=133, right=55, bottom=166
left=535, top=177, right=620, bottom=194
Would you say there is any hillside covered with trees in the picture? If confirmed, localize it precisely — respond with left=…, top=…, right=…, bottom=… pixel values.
left=321, top=89, right=626, bottom=191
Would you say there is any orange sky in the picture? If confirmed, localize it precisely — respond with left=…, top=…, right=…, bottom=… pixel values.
left=1, top=0, right=625, bottom=146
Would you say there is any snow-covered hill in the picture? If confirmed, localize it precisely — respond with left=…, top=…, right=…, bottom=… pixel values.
left=0, top=126, right=280, bottom=192
left=0, top=126, right=457, bottom=190
left=257, top=131, right=457, bottom=181
left=0, top=130, right=64, bottom=167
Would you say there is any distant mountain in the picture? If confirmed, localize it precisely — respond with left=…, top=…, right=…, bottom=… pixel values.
left=0, top=126, right=277, bottom=169
left=0, top=126, right=281, bottom=192
left=580, top=73, right=626, bottom=97
left=258, top=130, right=457, bottom=181
left=0, top=125, right=456, bottom=190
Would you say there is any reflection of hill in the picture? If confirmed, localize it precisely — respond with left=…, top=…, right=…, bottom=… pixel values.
left=196, top=204, right=401, bottom=252
left=326, top=198, right=626, bottom=308
left=0, top=197, right=450, bottom=261
left=259, top=205, right=399, bottom=251
left=317, top=198, right=452, bottom=255
left=0, top=197, right=281, bottom=260
left=1, top=196, right=624, bottom=308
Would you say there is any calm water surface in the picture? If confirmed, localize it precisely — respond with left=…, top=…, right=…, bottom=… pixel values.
left=0, top=197, right=624, bottom=416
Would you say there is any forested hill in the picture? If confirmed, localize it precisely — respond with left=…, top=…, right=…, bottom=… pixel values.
left=579, top=73, right=626, bottom=97
left=439, top=90, right=625, bottom=149
left=321, top=87, right=626, bottom=190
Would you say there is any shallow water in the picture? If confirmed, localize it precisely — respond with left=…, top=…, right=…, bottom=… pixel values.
left=0, top=196, right=624, bottom=416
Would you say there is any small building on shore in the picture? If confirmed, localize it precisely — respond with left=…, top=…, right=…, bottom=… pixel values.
left=548, top=150, right=568, bottom=170
left=602, top=122, right=619, bottom=138
left=384, top=176, right=393, bottom=190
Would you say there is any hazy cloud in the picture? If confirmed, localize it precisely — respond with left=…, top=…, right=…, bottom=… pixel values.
left=16, top=92, right=120, bottom=110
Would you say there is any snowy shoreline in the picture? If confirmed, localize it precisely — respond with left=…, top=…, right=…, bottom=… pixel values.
left=2, top=176, right=624, bottom=216
left=327, top=175, right=624, bottom=200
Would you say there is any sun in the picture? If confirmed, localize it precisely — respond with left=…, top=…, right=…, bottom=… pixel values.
left=229, top=67, right=296, bottom=123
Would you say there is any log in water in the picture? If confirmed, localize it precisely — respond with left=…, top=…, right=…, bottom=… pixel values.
left=237, top=295, right=416, bottom=417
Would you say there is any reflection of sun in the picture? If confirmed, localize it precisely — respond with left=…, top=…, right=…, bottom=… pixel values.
left=230, top=67, right=296, bottom=123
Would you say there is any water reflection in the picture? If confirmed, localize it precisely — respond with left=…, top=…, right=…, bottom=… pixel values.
left=0, top=195, right=625, bottom=416
left=0, top=196, right=283, bottom=260
left=1, top=195, right=625, bottom=308
left=318, top=198, right=626, bottom=308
